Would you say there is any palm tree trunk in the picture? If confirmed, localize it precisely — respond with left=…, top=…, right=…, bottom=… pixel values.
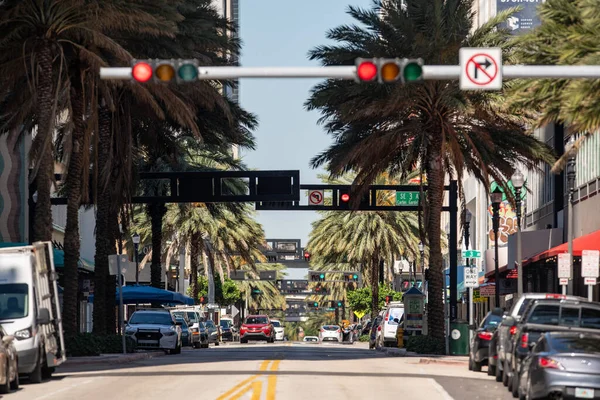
left=371, top=254, right=380, bottom=318
left=148, top=202, right=166, bottom=288
left=190, top=233, right=200, bottom=303
left=93, top=104, right=111, bottom=334
left=105, top=208, right=118, bottom=333
left=32, top=44, right=54, bottom=242
left=62, top=74, right=86, bottom=336
left=425, top=130, right=445, bottom=340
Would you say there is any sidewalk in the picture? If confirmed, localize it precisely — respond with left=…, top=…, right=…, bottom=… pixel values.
left=62, top=351, right=166, bottom=366
left=376, top=346, right=469, bottom=365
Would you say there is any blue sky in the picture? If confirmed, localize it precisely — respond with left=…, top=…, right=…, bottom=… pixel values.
left=239, top=0, right=371, bottom=248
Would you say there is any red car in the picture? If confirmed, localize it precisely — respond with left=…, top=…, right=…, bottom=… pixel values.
left=240, top=315, right=275, bottom=343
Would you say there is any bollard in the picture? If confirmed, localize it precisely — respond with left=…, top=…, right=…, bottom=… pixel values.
left=397, top=327, right=404, bottom=348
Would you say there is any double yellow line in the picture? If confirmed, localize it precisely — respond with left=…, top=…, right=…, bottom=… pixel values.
left=216, top=359, right=281, bottom=400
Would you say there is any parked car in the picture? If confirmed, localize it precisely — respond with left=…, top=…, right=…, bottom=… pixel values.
left=203, top=320, right=220, bottom=346
left=173, top=316, right=191, bottom=347
left=379, top=302, right=405, bottom=347
left=369, top=315, right=383, bottom=350
left=0, top=326, right=18, bottom=393
left=319, top=325, right=342, bottom=342
left=271, top=319, right=285, bottom=341
left=516, top=331, right=600, bottom=399
left=240, top=315, right=275, bottom=343
left=125, top=309, right=182, bottom=354
left=219, top=317, right=237, bottom=342
left=191, top=321, right=210, bottom=349
left=469, top=309, right=503, bottom=372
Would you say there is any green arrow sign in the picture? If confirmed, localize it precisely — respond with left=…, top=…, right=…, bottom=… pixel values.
left=462, top=250, right=482, bottom=259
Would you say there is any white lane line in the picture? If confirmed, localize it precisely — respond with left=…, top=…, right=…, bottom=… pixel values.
left=33, top=379, right=96, bottom=400
left=429, top=378, right=455, bottom=400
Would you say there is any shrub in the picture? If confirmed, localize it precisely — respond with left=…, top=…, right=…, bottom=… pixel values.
left=64, top=333, right=136, bottom=357
left=405, top=335, right=445, bottom=355
left=358, top=335, right=370, bottom=342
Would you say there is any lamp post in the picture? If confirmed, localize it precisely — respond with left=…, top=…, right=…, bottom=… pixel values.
left=464, top=210, right=473, bottom=338
left=491, top=187, right=503, bottom=308
left=566, top=136, right=577, bottom=295
left=418, top=241, right=425, bottom=290
left=132, top=233, right=140, bottom=285
left=512, top=170, right=525, bottom=298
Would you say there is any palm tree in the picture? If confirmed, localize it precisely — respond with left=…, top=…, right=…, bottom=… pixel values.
left=307, top=173, right=422, bottom=316
left=506, top=0, right=600, bottom=171
left=305, top=0, right=555, bottom=338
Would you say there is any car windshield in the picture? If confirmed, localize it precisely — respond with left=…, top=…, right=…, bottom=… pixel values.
left=0, top=283, right=29, bottom=320
left=271, top=321, right=281, bottom=327
left=483, top=314, right=503, bottom=329
left=175, top=317, right=188, bottom=327
left=205, top=320, right=215, bottom=328
left=172, top=312, right=186, bottom=321
left=549, top=335, right=600, bottom=353
left=129, top=312, right=173, bottom=325
left=186, top=312, right=198, bottom=323
left=322, top=325, right=339, bottom=331
left=245, top=317, right=268, bottom=324
left=220, top=320, right=232, bottom=328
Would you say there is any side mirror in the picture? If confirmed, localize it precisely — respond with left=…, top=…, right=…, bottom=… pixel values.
left=393, top=318, right=400, bottom=324
left=2, top=335, right=14, bottom=345
left=37, top=308, right=51, bottom=325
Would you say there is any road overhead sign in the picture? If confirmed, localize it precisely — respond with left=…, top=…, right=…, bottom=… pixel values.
left=308, top=190, right=324, bottom=206
left=462, top=250, right=482, bottom=259
left=459, top=48, right=502, bottom=90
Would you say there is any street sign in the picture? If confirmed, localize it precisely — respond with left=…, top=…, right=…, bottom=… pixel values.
left=229, top=270, right=246, bottom=280
left=108, top=254, right=128, bottom=275
left=582, top=250, right=599, bottom=278
left=464, top=267, right=479, bottom=288
left=462, top=250, right=482, bottom=259
left=558, top=253, right=571, bottom=279
left=308, top=190, right=324, bottom=206
left=353, top=310, right=367, bottom=319
left=480, top=284, right=495, bottom=297
left=231, top=305, right=239, bottom=318
left=396, top=191, right=420, bottom=206
left=585, top=278, right=597, bottom=285
left=560, top=278, right=569, bottom=285
left=459, top=48, right=502, bottom=90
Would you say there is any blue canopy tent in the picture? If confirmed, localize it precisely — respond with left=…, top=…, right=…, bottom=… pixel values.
left=88, top=285, right=194, bottom=305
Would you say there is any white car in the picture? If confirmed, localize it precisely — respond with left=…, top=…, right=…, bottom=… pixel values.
left=125, top=309, right=182, bottom=354
left=319, top=325, right=342, bottom=342
left=271, top=319, right=285, bottom=341
left=303, top=336, right=319, bottom=342
left=380, top=302, right=404, bottom=347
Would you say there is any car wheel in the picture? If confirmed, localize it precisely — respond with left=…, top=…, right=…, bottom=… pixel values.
left=495, top=360, right=503, bottom=382
left=29, top=354, right=43, bottom=384
left=488, top=363, right=496, bottom=376
left=10, top=365, right=18, bottom=391
left=472, top=359, right=482, bottom=372
left=215, top=341, right=220, bottom=346
left=0, top=361, right=10, bottom=394
left=502, top=360, right=509, bottom=387
left=468, top=356, right=473, bottom=371
left=202, top=343, right=209, bottom=348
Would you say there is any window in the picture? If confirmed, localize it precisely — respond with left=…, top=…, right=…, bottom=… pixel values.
left=322, top=325, right=340, bottom=331
left=220, top=320, right=232, bottom=328
left=549, top=335, right=600, bottom=353
left=245, top=317, right=268, bottom=325
left=516, top=299, right=532, bottom=318
left=271, top=321, right=281, bottom=327
left=559, top=307, right=580, bottom=327
left=205, top=320, right=216, bottom=328
left=581, top=308, right=600, bottom=329
left=482, top=314, right=503, bottom=329
left=186, top=312, right=198, bottom=323
left=528, top=304, right=560, bottom=325
left=129, top=312, right=173, bottom=326
left=0, top=283, right=29, bottom=320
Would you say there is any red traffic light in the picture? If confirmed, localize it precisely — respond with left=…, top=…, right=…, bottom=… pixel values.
left=304, top=251, right=310, bottom=259
left=132, top=62, right=153, bottom=82
left=341, top=193, right=350, bottom=202
left=356, top=61, right=377, bottom=81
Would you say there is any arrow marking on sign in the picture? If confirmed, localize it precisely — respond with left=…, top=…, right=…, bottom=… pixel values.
left=310, top=191, right=323, bottom=204
left=473, top=58, right=493, bottom=80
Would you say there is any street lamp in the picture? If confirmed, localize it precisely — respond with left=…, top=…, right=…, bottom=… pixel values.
left=566, top=136, right=577, bottom=295
left=512, top=170, right=525, bottom=298
left=490, top=187, right=503, bottom=308
left=418, top=241, right=425, bottom=289
left=132, top=233, right=140, bottom=285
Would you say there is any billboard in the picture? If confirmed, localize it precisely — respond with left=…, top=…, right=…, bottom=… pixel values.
left=487, top=180, right=527, bottom=248
left=497, top=0, right=543, bottom=34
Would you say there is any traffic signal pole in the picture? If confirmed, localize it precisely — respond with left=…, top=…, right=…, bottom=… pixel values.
left=99, top=65, right=600, bottom=81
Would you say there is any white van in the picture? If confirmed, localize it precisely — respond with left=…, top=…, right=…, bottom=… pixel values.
left=0, top=242, right=66, bottom=382
left=380, top=302, right=404, bottom=347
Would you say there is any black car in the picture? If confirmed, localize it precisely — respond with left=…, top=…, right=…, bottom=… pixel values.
left=469, top=309, right=503, bottom=372
left=516, top=331, right=600, bottom=400
left=220, top=319, right=235, bottom=341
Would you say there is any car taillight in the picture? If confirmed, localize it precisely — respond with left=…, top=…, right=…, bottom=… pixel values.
left=545, top=294, right=566, bottom=299
left=509, top=326, right=517, bottom=336
left=520, top=333, right=529, bottom=349
left=477, top=331, right=493, bottom=341
left=538, top=357, right=562, bottom=369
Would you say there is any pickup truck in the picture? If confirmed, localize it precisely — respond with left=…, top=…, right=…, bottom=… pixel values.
left=504, top=298, right=600, bottom=397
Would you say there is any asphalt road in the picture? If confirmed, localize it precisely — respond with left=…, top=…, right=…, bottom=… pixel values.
left=8, top=342, right=513, bottom=400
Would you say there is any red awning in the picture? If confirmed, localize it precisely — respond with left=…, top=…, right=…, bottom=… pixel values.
left=523, top=229, right=600, bottom=266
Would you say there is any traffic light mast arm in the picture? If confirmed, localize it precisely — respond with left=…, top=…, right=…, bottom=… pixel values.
left=100, top=65, right=600, bottom=81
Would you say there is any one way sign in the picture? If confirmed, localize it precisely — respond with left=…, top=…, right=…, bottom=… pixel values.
left=459, top=48, right=502, bottom=91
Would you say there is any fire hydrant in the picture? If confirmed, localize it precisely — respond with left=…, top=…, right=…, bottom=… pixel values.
left=396, top=327, right=404, bottom=348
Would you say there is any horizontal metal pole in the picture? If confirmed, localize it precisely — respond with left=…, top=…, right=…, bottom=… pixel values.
left=503, top=65, right=600, bottom=79
left=198, top=66, right=356, bottom=79
left=100, top=67, right=131, bottom=80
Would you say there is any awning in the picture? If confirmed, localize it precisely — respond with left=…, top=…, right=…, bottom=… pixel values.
left=88, top=285, right=194, bottom=305
left=523, top=229, right=600, bottom=266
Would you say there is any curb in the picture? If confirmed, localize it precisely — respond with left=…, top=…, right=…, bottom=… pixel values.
left=62, top=351, right=166, bottom=366
left=418, top=358, right=469, bottom=366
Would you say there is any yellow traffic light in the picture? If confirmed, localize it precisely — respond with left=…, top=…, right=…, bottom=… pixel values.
left=380, top=61, right=401, bottom=82
left=155, top=63, right=176, bottom=82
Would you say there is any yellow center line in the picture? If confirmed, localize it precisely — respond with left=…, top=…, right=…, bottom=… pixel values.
left=266, top=360, right=281, bottom=400
left=216, top=360, right=271, bottom=400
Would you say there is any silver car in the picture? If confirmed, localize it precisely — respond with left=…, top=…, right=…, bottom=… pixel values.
left=125, top=310, right=182, bottom=354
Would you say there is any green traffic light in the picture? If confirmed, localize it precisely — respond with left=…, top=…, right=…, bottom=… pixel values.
left=337, top=302, right=342, bottom=307
left=319, top=274, right=325, bottom=279
left=403, top=61, right=423, bottom=82
left=353, top=274, right=358, bottom=279
left=178, top=63, right=198, bottom=81
left=313, top=302, right=318, bottom=307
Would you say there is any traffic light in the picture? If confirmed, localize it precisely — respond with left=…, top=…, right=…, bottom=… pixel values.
left=338, top=188, right=369, bottom=210
left=385, top=295, right=391, bottom=304
left=308, top=301, right=319, bottom=309
left=336, top=301, right=343, bottom=308
left=309, top=271, right=325, bottom=282
left=355, top=58, right=424, bottom=84
left=344, top=272, right=360, bottom=283
left=303, top=251, right=311, bottom=262
left=314, top=285, right=328, bottom=295
left=199, top=296, right=207, bottom=304
left=131, top=59, right=199, bottom=83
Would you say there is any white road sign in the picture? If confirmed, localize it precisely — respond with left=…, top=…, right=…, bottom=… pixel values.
left=308, top=190, right=324, bottom=206
left=559, top=278, right=569, bottom=286
left=582, top=250, right=600, bottom=278
left=464, top=266, right=479, bottom=288
left=459, top=48, right=503, bottom=90
left=584, top=278, right=597, bottom=285
left=557, top=253, right=571, bottom=279
left=231, top=305, right=239, bottom=318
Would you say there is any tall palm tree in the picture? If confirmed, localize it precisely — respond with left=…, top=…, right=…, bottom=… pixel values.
left=305, top=0, right=555, bottom=338
left=506, top=0, right=600, bottom=171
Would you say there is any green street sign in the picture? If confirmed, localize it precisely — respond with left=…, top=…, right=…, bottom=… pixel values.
left=462, top=250, right=482, bottom=259
left=396, top=191, right=420, bottom=206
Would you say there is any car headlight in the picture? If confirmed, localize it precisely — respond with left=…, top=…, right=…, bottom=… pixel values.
left=15, top=327, right=32, bottom=340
